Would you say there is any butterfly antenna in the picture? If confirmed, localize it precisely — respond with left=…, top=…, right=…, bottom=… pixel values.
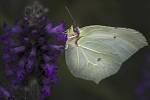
left=65, top=6, right=80, bottom=37
left=65, top=6, right=77, bottom=27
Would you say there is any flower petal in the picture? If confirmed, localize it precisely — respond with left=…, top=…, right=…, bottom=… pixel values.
left=45, top=22, right=53, bottom=34
left=18, top=54, right=30, bottom=69
left=55, top=33, right=68, bottom=42
left=43, top=54, right=51, bottom=63
left=26, top=60, right=34, bottom=73
left=16, top=69, right=25, bottom=81
left=49, top=45, right=64, bottom=50
left=40, top=85, right=51, bottom=100
left=51, top=22, right=65, bottom=33
left=10, top=46, right=25, bottom=54
left=0, top=85, right=12, bottom=99
left=43, top=64, right=57, bottom=77
left=25, top=47, right=36, bottom=72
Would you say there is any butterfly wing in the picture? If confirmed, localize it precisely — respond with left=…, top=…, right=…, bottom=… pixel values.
left=65, top=25, right=148, bottom=84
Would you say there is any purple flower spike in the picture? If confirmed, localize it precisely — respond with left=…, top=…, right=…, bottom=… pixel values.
left=0, top=1, right=67, bottom=99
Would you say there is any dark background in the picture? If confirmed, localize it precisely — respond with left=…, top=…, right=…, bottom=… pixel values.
left=0, top=0, right=150, bottom=100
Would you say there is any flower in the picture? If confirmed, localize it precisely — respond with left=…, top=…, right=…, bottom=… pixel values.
left=0, top=1, right=67, bottom=100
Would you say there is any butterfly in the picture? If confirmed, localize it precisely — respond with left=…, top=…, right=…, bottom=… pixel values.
left=65, top=25, right=148, bottom=84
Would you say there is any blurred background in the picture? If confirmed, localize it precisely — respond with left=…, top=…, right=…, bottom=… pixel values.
left=0, top=0, right=150, bottom=100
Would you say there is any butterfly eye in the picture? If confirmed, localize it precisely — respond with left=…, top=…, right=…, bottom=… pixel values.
left=73, top=26, right=80, bottom=36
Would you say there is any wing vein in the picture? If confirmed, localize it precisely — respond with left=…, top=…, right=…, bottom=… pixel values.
left=80, top=48, right=97, bottom=66
left=77, top=47, right=80, bottom=69
left=79, top=45, right=116, bottom=57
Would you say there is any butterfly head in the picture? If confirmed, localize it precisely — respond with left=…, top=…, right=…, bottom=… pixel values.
left=67, top=25, right=80, bottom=38
left=65, top=25, right=82, bottom=48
